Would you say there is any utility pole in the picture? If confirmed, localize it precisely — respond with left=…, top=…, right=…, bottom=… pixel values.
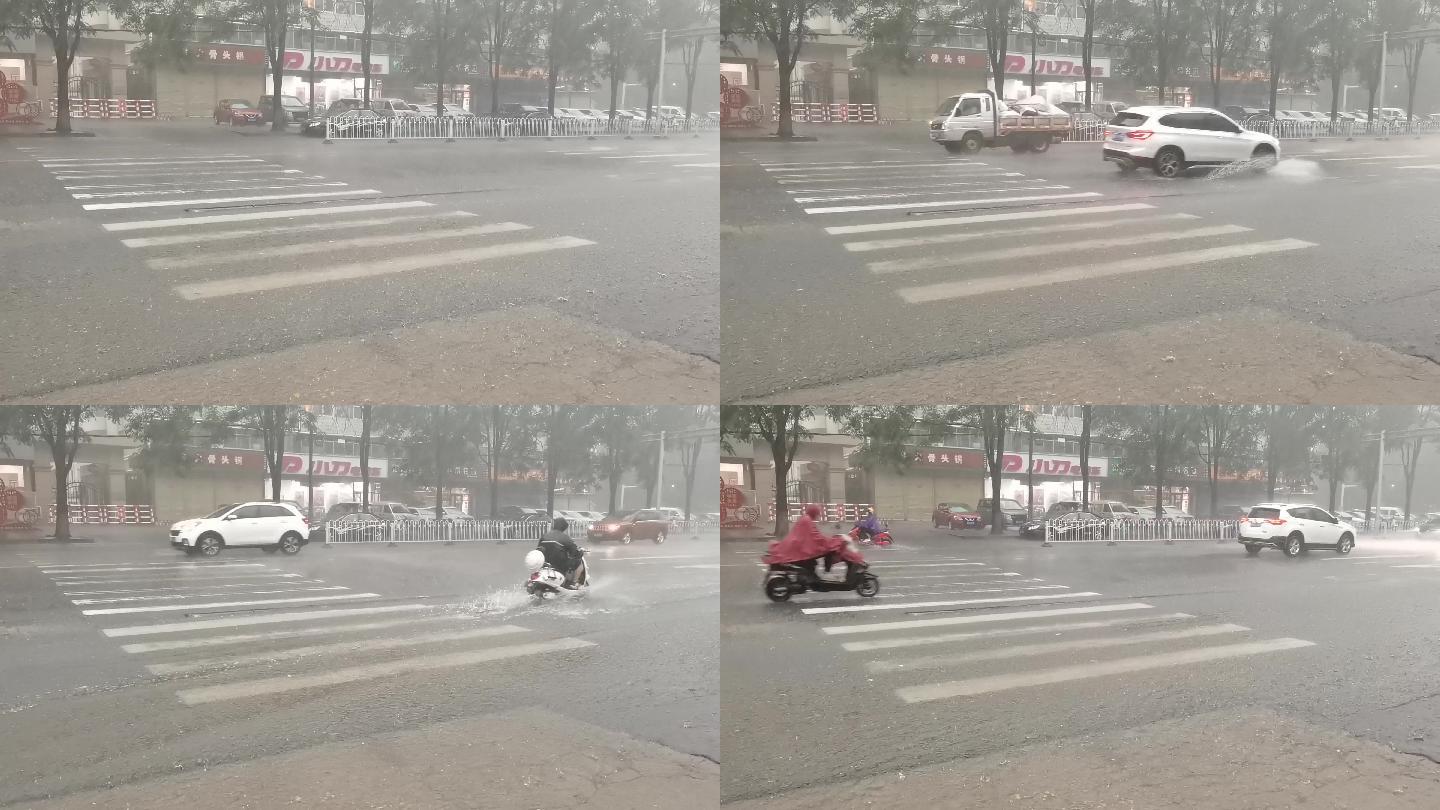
left=655, top=29, right=667, bottom=118
left=1378, top=31, right=1388, bottom=123
left=654, top=430, right=665, bottom=508
left=308, top=19, right=316, bottom=115
left=1375, top=430, right=1385, bottom=529
left=307, top=424, right=315, bottom=523
left=1026, top=427, right=1035, bottom=519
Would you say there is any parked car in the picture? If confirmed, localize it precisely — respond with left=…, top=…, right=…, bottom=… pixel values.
left=492, top=505, right=549, bottom=522
left=258, top=94, right=310, bottom=124
left=411, top=505, right=470, bottom=521
left=1238, top=503, right=1356, bottom=557
left=977, top=497, right=1028, bottom=527
left=371, top=98, right=421, bottom=118
left=214, top=99, right=263, bottom=126
left=553, top=509, right=590, bottom=524
left=1104, top=106, right=1280, bottom=177
left=170, top=501, right=310, bottom=556
left=301, top=98, right=366, bottom=136
left=933, top=502, right=984, bottom=530
left=497, top=103, right=548, bottom=118
left=587, top=509, right=671, bottom=544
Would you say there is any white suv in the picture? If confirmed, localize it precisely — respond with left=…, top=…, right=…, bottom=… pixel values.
left=1103, top=106, right=1280, bottom=178
left=1238, top=503, right=1356, bottom=558
left=170, top=501, right=311, bottom=557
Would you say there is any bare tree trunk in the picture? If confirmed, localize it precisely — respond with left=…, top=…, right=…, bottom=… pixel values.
left=53, top=42, right=73, bottom=134
left=361, top=0, right=374, bottom=108
left=1079, top=406, right=1092, bottom=509
left=1083, top=9, right=1095, bottom=106
left=360, top=406, right=372, bottom=511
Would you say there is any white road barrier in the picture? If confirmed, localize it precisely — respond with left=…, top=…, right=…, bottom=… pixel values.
left=1045, top=518, right=1241, bottom=545
left=323, top=517, right=595, bottom=544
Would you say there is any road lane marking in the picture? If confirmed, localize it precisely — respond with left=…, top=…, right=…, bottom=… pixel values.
left=868, top=623, right=1251, bottom=673
left=843, top=213, right=1201, bottom=252
left=766, top=161, right=987, bottom=172
left=672, top=162, right=721, bottom=168
left=119, top=211, right=474, bottom=248
left=44, top=158, right=266, bottom=168
left=895, top=638, right=1316, bottom=702
left=884, top=578, right=1043, bottom=588
left=806, top=192, right=1102, bottom=215
left=45, top=563, right=268, bottom=574
left=870, top=562, right=992, bottom=568
left=801, top=591, right=1101, bottom=615
left=785, top=176, right=1028, bottom=193
left=147, top=624, right=533, bottom=676
left=825, top=203, right=1157, bottom=235
left=876, top=585, right=1069, bottom=596
left=598, top=152, right=707, bottom=159
left=82, top=189, right=380, bottom=210
left=176, top=637, right=596, bottom=705
left=1319, top=154, right=1425, bottom=161
left=884, top=572, right=1025, bottom=581
left=870, top=225, right=1253, bottom=274
left=795, top=184, right=1070, bottom=204
left=101, top=603, right=435, bottom=637
left=775, top=169, right=1013, bottom=185
left=56, top=573, right=305, bottom=585
left=840, top=612, right=1196, bottom=652
left=101, top=200, right=434, bottom=231
left=73, top=181, right=350, bottom=199
left=119, top=614, right=469, bottom=653
left=66, top=174, right=327, bottom=190
left=173, top=236, right=595, bottom=300
left=897, top=239, right=1317, bottom=304
left=38, top=561, right=265, bottom=568
left=37, top=154, right=252, bottom=162
left=72, top=586, right=350, bottom=604
left=1321, top=554, right=1427, bottom=560
left=56, top=168, right=300, bottom=180
left=64, top=580, right=330, bottom=596
left=758, top=159, right=985, bottom=167
left=147, top=222, right=533, bottom=270
left=1392, top=563, right=1440, bottom=568
left=81, top=592, right=381, bottom=615
left=821, top=603, right=1155, bottom=635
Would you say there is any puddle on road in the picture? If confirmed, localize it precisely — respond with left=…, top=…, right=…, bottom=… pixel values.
left=455, top=580, right=618, bottom=620
left=1203, top=157, right=1325, bottom=183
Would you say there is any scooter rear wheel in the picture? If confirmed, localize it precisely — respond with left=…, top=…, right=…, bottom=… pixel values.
left=764, top=577, right=792, bottom=602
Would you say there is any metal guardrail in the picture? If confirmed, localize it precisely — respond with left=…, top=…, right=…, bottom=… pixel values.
left=326, top=113, right=715, bottom=142
left=325, top=517, right=596, bottom=544
left=1045, top=518, right=1240, bottom=545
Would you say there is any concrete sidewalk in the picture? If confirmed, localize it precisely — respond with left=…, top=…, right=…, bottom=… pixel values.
left=726, top=708, right=1440, bottom=810
left=16, top=708, right=717, bottom=810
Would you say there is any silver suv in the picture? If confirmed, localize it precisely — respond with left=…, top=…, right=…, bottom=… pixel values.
left=1103, top=106, right=1280, bottom=177
left=1238, top=503, right=1357, bottom=558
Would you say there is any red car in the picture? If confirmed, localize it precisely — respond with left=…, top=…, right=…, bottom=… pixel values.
left=932, top=502, right=985, bottom=530
left=586, top=509, right=670, bottom=545
left=214, top=99, right=263, bottom=126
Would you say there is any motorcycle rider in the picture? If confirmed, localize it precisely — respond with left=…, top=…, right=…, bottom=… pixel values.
left=764, top=505, right=865, bottom=581
left=854, top=509, right=883, bottom=543
left=537, top=518, right=585, bottom=588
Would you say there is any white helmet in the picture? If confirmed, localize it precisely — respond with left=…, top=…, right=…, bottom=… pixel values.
left=524, top=549, right=546, bottom=570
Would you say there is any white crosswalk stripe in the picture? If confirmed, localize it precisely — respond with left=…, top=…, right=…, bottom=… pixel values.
left=757, top=155, right=1320, bottom=306
left=551, top=146, right=719, bottom=171
left=33, top=151, right=600, bottom=300
left=789, top=554, right=1317, bottom=705
left=29, top=558, right=598, bottom=706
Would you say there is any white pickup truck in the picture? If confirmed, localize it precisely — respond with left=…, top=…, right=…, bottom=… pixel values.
left=928, top=90, right=1072, bottom=154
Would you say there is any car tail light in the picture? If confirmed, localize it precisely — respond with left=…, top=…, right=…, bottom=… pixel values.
left=1265, top=518, right=1286, bottom=525
left=530, top=572, right=539, bottom=580
left=302, top=517, right=310, bottom=525
left=1126, top=130, right=1154, bottom=140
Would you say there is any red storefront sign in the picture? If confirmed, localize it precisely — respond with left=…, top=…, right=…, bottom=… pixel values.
left=191, top=450, right=266, bottom=470
left=190, top=44, right=267, bottom=66
left=911, top=448, right=1107, bottom=477
left=721, top=484, right=757, bottom=529
left=281, top=51, right=389, bottom=75
left=911, top=448, right=986, bottom=467
left=280, top=454, right=386, bottom=479
left=918, top=49, right=1108, bottom=78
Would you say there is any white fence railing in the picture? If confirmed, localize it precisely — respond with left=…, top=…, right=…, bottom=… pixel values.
left=325, top=517, right=595, bottom=544
left=327, top=113, right=715, bottom=142
left=1045, top=518, right=1240, bottom=545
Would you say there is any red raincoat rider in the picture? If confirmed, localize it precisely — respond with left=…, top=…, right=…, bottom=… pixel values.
left=764, top=505, right=866, bottom=575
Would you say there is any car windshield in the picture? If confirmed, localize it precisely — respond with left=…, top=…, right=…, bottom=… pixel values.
left=935, top=96, right=961, bottom=116
left=203, top=504, right=238, bottom=518
left=1110, top=111, right=1148, bottom=126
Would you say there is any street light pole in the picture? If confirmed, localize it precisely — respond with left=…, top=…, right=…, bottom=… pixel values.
left=307, top=425, right=315, bottom=523
left=654, top=431, right=665, bottom=508
left=1378, top=31, right=1388, bottom=121
left=655, top=29, right=667, bottom=117
left=1374, top=430, right=1385, bottom=528
left=1026, top=428, right=1034, bottom=520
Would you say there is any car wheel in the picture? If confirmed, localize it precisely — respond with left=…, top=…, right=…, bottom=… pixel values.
left=1029, top=135, right=1051, bottom=153
left=1251, top=144, right=1278, bottom=171
left=1009, top=141, right=1031, bottom=153
left=1337, top=534, right=1354, bottom=555
left=654, top=531, right=666, bottom=545
left=959, top=132, right=984, bottom=154
left=621, top=532, right=633, bottom=545
left=1282, top=533, right=1304, bottom=557
left=1153, top=147, right=1185, bottom=178
left=1244, top=543, right=1261, bottom=555
left=196, top=534, right=223, bottom=557
left=278, top=533, right=303, bottom=555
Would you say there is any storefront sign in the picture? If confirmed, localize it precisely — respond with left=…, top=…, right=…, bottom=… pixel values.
left=911, top=447, right=1107, bottom=477
left=918, top=48, right=1108, bottom=78
left=721, top=484, right=758, bottom=529
left=190, top=44, right=267, bottom=66
left=1000, top=452, right=1107, bottom=478
left=0, top=68, right=40, bottom=123
left=282, top=51, right=389, bottom=75
left=280, top=453, right=388, bottom=479
left=191, top=449, right=266, bottom=470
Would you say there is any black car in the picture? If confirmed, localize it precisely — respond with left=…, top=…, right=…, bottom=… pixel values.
left=1045, top=511, right=1112, bottom=542
left=977, top=497, right=1028, bottom=528
left=259, top=94, right=311, bottom=124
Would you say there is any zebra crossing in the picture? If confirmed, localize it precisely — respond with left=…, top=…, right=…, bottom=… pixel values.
left=789, top=555, right=1315, bottom=705
left=755, top=156, right=1318, bottom=306
left=25, top=557, right=596, bottom=707
left=548, top=145, right=720, bottom=170
left=17, top=147, right=596, bottom=300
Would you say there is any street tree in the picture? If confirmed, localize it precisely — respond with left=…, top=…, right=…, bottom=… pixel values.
left=1263, top=0, right=1312, bottom=115
left=120, top=406, right=205, bottom=477
left=474, top=0, right=539, bottom=116
left=1392, top=406, right=1436, bottom=524
left=1258, top=405, right=1318, bottom=500
left=832, top=406, right=923, bottom=481
left=0, top=407, right=98, bottom=541
left=210, top=0, right=318, bottom=132
left=536, top=407, right=600, bottom=516
left=1195, top=405, right=1261, bottom=518
left=359, top=405, right=373, bottom=511
left=0, top=0, right=97, bottom=134
left=940, top=406, right=1034, bottom=534
left=720, top=406, right=814, bottom=535
left=206, top=406, right=316, bottom=502
left=1078, top=405, right=1094, bottom=509
left=360, top=0, right=377, bottom=106
left=598, top=0, right=644, bottom=119
left=1200, top=0, right=1261, bottom=106
left=597, top=407, right=645, bottom=513
left=722, top=0, right=834, bottom=138
left=1313, top=405, right=1368, bottom=511
left=1397, top=1, right=1436, bottom=124
left=1080, top=0, right=1101, bottom=105
left=1104, top=406, right=1200, bottom=518
left=470, top=405, right=538, bottom=519
left=541, top=0, right=601, bottom=115
left=675, top=406, right=718, bottom=529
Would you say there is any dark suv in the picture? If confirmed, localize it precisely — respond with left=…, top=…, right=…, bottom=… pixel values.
left=259, top=94, right=311, bottom=124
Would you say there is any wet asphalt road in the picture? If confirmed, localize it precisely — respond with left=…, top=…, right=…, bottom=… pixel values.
left=721, top=126, right=1440, bottom=400
left=0, top=120, right=717, bottom=399
left=720, top=524, right=1440, bottom=802
left=0, top=527, right=718, bottom=806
